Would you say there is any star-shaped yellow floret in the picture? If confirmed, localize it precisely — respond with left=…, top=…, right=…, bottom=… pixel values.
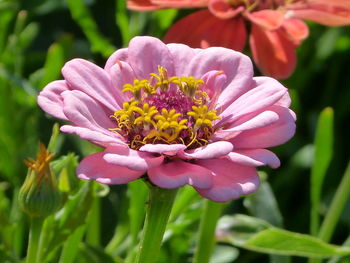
left=187, top=105, right=220, bottom=129
left=145, top=108, right=188, bottom=142
left=122, top=79, right=150, bottom=100
left=111, top=100, right=139, bottom=123
left=171, top=76, right=204, bottom=98
left=134, top=103, right=158, bottom=127
left=150, top=66, right=170, bottom=92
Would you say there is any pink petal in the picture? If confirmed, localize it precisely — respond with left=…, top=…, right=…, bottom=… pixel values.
left=288, top=3, right=350, bottom=26
left=108, top=61, right=136, bottom=106
left=61, top=90, right=120, bottom=141
left=230, top=106, right=296, bottom=149
left=208, top=0, right=244, bottom=19
left=179, top=141, right=233, bottom=159
left=148, top=159, right=213, bottom=189
left=139, top=144, right=186, bottom=156
left=201, top=70, right=228, bottom=107
left=219, top=76, right=287, bottom=124
left=195, top=159, right=260, bottom=202
left=103, top=146, right=164, bottom=171
left=214, top=110, right=280, bottom=140
left=62, top=59, right=120, bottom=111
left=246, top=10, right=284, bottom=30
left=282, top=18, right=309, bottom=45
left=252, top=77, right=292, bottom=108
left=77, top=151, right=143, bottom=184
left=164, top=10, right=247, bottom=52
left=60, top=125, right=125, bottom=147
left=127, top=36, right=175, bottom=80
left=104, top=48, right=128, bottom=73
left=180, top=32, right=253, bottom=111
left=37, top=80, right=69, bottom=120
left=226, top=149, right=280, bottom=168
left=166, top=43, right=197, bottom=76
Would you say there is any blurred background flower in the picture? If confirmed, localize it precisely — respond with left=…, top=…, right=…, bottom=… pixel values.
left=128, top=0, right=350, bottom=79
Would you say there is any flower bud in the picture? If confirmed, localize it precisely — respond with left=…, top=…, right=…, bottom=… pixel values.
left=18, top=143, right=62, bottom=218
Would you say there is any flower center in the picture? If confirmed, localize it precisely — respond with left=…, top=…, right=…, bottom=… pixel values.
left=226, top=0, right=297, bottom=11
left=110, top=66, right=220, bottom=150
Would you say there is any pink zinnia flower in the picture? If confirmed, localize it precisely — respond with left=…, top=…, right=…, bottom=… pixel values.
left=38, top=36, right=296, bottom=202
left=128, top=0, right=350, bottom=79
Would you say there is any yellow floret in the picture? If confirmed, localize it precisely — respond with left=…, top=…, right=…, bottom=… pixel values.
left=134, top=103, right=158, bottom=128
left=122, top=79, right=149, bottom=100
left=146, top=108, right=188, bottom=142
left=187, top=105, right=220, bottom=130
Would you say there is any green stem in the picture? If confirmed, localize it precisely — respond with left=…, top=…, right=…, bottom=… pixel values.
left=26, top=217, right=44, bottom=263
left=86, top=197, right=101, bottom=246
left=309, top=161, right=350, bottom=263
left=318, top=161, right=350, bottom=242
left=135, top=184, right=178, bottom=263
left=193, top=200, right=225, bottom=263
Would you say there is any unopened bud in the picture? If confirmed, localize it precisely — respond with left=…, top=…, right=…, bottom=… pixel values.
left=18, top=143, right=62, bottom=218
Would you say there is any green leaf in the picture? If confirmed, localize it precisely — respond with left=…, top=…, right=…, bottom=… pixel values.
left=210, top=245, right=239, bottom=263
left=244, top=173, right=283, bottom=227
left=0, top=245, right=20, bottom=263
left=51, top=153, right=80, bottom=194
left=43, top=181, right=95, bottom=260
left=66, top=0, right=115, bottom=57
left=39, top=43, right=65, bottom=89
left=58, top=225, right=86, bottom=263
left=76, top=243, right=117, bottom=263
left=244, top=174, right=290, bottom=263
left=0, top=2, right=17, bottom=54
left=169, top=185, right=199, bottom=222
left=310, top=107, right=334, bottom=235
left=217, top=215, right=350, bottom=258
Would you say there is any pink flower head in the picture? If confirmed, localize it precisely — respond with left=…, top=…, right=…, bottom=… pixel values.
left=128, top=0, right=350, bottom=79
left=38, top=36, right=296, bottom=202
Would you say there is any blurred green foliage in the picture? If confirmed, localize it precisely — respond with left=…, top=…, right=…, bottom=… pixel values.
left=0, top=0, right=350, bottom=263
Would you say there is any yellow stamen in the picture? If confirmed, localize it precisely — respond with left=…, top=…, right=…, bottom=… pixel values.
left=150, top=66, right=170, bottom=92
left=122, top=79, right=149, bottom=100
left=145, top=108, right=188, bottom=143
left=134, top=103, right=158, bottom=128
left=187, top=105, right=221, bottom=130
left=170, top=76, right=204, bottom=98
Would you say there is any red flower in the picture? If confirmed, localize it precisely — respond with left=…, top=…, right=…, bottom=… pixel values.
left=128, top=0, right=350, bottom=79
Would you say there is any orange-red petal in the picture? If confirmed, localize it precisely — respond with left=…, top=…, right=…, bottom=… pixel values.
left=249, top=24, right=296, bottom=79
left=246, top=9, right=284, bottom=30
left=208, top=0, right=244, bottom=19
left=151, top=0, right=208, bottom=8
left=127, top=0, right=161, bottom=10
left=281, top=18, right=309, bottom=45
left=308, top=0, right=350, bottom=8
left=287, top=3, right=350, bottom=26
left=164, top=10, right=246, bottom=51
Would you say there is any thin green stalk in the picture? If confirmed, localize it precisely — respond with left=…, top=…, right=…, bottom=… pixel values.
left=135, top=184, right=178, bottom=263
left=86, top=197, right=101, bottom=246
left=193, top=200, right=226, bottom=263
left=26, top=217, right=44, bottom=263
left=310, top=161, right=350, bottom=263
left=36, top=217, right=52, bottom=262
left=318, top=161, right=350, bottom=242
